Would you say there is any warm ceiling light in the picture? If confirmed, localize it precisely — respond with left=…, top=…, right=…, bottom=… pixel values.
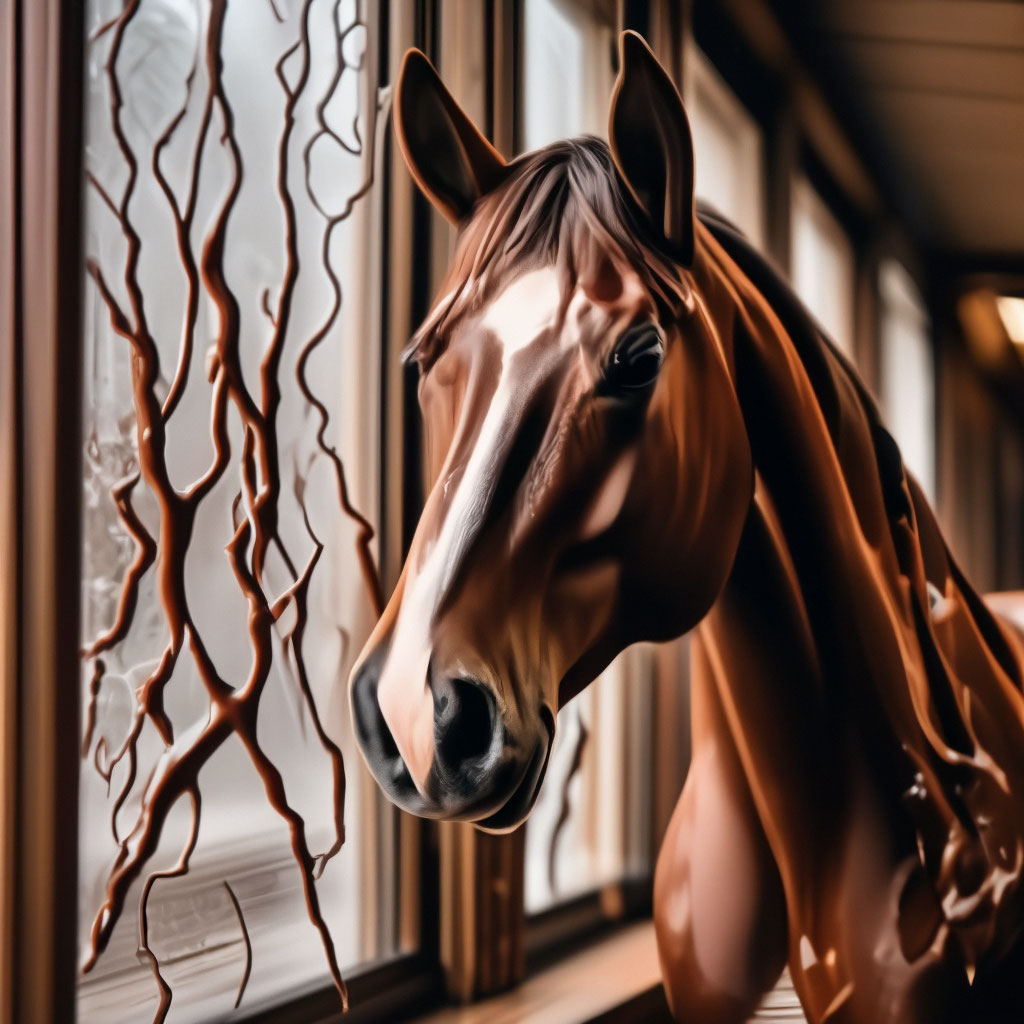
left=995, top=295, right=1024, bottom=346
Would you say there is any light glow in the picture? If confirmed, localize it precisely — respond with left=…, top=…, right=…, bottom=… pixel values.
left=995, top=295, right=1024, bottom=346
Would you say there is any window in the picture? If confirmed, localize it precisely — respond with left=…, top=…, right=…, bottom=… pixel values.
left=519, top=0, right=662, bottom=920
left=525, top=647, right=655, bottom=913
left=790, top=176, right=857, bottom=359
left=521, top=0, right=615, bottom=152
left=685, top=44, right=766, bottom=251
left=76, top=2, right=403, bottom=1020
left=879, top=260, right=935, bottom=503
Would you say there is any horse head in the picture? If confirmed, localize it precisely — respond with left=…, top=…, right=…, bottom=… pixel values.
left=351, top=33, right=752, bottom=831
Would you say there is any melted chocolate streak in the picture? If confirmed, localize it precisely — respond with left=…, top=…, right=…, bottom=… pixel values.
left=548, top=708, right=589, bottom=896
left=79, top=1, right=383, bottom=1018
left=223, top=880, right=253, bottom=1008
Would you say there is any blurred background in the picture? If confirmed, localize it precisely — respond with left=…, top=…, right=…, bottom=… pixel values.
left=3, top=1, right=1024, bottom=1023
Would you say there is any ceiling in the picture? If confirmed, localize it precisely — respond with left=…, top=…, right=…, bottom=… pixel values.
left=793, top=0, right=1024, bottom=261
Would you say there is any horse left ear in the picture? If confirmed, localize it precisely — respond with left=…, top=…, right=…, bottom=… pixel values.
left=608, top=31, right=696, bottom=265
left=394, top=49, right=508, bottom=225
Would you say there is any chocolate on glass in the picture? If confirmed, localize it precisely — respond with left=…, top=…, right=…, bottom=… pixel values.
left=79, top=1, right=383, bottom=1019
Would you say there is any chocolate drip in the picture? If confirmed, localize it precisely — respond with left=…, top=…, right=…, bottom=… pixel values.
left=81, top=659, right=106, bottom=758
left=81, top=472, right=156, bottom=658
left=547, top=708, right=589, bottom=895
left=80, top=0, right=382, bottom=1018
left=223, top=880, right=253, bottom=1008
left=295, top=5, right=383, bottom=618
left=135, top=787, right=202, bottom=1023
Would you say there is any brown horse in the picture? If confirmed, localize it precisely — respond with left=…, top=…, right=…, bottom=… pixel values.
left=351, top=31, right=1024, bottom=1024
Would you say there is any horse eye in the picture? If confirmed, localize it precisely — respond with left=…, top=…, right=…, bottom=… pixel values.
left=601, top=324, right=665, bottom=393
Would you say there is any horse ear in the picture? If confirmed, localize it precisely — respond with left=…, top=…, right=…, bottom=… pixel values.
left=608, top=31, right=696, bottom=265
left=393, top=49, right=508, bottom=225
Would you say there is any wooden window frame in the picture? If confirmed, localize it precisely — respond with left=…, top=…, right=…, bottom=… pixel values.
left=2, top=1, right=87, bottom=1020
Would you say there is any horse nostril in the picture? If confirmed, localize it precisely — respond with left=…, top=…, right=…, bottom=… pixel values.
left=352, top=657, right=399, bottom=762
left=434, top=677, right=498, bottom=779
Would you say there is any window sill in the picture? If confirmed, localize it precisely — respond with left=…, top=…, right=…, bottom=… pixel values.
left=238, top=921, right=806, bottom=1024
left=415, top=921, right=671, bottom=1024
left=410, top=920, right=807, bottom=1024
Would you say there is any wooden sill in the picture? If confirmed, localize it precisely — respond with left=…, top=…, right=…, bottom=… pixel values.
left=415, top=921, right=672, bottom=1024
left=241, top=920, right=807, bottom=1023
left=409, top=920, right=808, bottom=1024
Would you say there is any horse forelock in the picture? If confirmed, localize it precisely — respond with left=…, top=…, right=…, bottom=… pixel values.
left=405, top=137, right=690, bottom=369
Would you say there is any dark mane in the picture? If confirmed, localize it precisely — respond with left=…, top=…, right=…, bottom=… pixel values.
left=406, top=136, right=689, bottom=367
left=702, top=203, right=1024, bottom=926
left=703, top=202, right=1021, bottom=688
left=698, top=204, right=877, bottom=451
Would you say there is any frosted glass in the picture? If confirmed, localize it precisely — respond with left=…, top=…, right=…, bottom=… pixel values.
left=790, top=178, right=856, bottom=358
left=880, top=260, right=935, bottom=502
left=76, top=2, right=394, bottom=1021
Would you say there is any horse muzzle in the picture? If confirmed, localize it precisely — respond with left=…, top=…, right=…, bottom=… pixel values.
left=350, top=650, right=554, bottom=831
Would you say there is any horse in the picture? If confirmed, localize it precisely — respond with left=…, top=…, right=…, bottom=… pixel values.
left=350, top=31, right=1024, bottom=1024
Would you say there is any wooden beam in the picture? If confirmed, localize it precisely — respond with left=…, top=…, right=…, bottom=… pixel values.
left=1, top=1, right=86, bottom=1021
left=490, top=0, right=519, bottom=159
left=440, top=823, right=526, bottom=1001
left=0, top=0, right=19, bottom=1016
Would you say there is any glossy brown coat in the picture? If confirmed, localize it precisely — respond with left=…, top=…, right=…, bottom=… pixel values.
left=351, top=32, right=1024, bottom=1024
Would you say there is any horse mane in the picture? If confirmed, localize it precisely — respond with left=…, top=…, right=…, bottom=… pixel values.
left=405, top=137, right=689, bottom=368
left=699, top=204, right=1022, bottom=691
left=698, top=204, right=1024, bottom=958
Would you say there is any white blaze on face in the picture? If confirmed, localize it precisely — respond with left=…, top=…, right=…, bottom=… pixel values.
left=375, top=267, right=567, bottom=792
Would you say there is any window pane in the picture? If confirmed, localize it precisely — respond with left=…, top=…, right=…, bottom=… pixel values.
left=520, top=0, right=653, bottom=917
left=525, top=648, right=654, bottom=912
left=686, top=46, right=766, bottom=251
left=790, top=177, right=856, bottom=358
left=880, top=260, right=935, bottom=502
left=522, top=0, right=614, bottom=151
left=76, top=2, right=398, bottom=1021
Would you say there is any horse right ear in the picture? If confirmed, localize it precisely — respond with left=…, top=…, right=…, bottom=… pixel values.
left=608, top=31, right=696, bottom=265
left=393, top=49, right=508, bottom=225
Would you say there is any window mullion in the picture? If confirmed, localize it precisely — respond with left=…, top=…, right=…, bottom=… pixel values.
left=3, top=2, right=86, bottom=1021
left=440, top=823, right=526, bottom=1001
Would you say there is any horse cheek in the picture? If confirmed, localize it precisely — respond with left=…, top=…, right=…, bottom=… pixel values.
left=632, top=345, right=752, bottom=638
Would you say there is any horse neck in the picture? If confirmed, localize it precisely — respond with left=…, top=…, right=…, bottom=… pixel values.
left=681, top=230, right=1024, bottom=980
left=687, top=224, right=1024, bottom=882
left=689, top=224, right=902, bottom=601
left=688, top=223, right=939, bottom=765
left=689, top=221, right=1020, bottom=695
